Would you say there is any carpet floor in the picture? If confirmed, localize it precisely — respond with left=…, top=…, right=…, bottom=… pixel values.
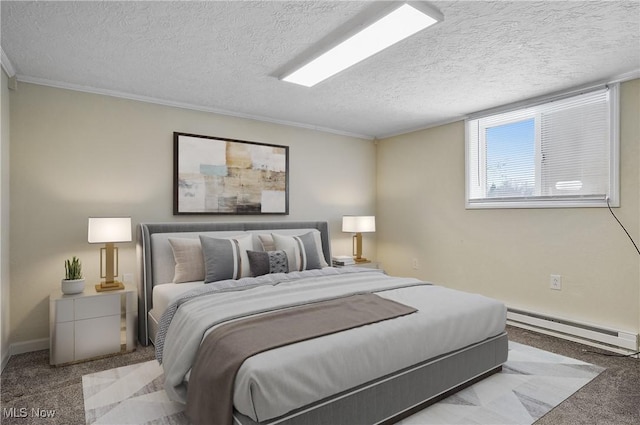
left=1, top=326, right=639, bottom=425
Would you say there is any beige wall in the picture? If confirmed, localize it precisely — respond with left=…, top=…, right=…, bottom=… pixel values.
left=8, top=78, right=638, bottom=347
left=1, top=70, right=11, bottom=366
left=9, top=82, right=376, bottom=344
left=377, top=79, right=640, bottom=334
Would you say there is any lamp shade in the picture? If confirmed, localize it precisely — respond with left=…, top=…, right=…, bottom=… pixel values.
left=342, top=216, right=376, bottom=233
left=88, top=217, right=132, bottom=243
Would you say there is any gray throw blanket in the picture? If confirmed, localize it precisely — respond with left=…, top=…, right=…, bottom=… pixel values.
left=184, top=293, right=418, bottom=425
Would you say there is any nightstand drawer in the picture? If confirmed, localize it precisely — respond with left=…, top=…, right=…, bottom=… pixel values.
left=75, top=293, right=120, bottom=320
left=75, top=315, right=121, bottom=358
left=53, top=298, right=74, bottom=323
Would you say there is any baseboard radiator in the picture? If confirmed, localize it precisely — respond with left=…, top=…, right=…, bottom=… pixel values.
left=507, top=308, right=639, bottom=354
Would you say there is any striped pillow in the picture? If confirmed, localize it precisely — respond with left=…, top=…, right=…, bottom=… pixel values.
left=272, top=232, right=322, bottom=272
left=258, top=231, right=329, bottom=268
left=199, top=234, right=252, bottom=283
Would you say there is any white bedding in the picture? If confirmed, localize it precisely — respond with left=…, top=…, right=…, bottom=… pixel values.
left=158, top=268, right=507, bottom=423
left=234, top=283, right=505, bottom=421
left=150, top=281, right=204, bottom=320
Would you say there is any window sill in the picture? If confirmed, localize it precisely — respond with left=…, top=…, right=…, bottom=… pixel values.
left=466, top=197, right=618, bottom=209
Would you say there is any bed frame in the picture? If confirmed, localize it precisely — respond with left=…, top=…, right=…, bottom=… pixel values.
left=137, top=221, right=331, bottom=346
left=136, top=220, right=508, bottom=425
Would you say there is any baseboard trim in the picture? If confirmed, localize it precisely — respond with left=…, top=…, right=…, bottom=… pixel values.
left=1, top=338, right=50, bottom=371
left=1, top=349, right=9, bottom=373
left=10, top=337, right=49, bottom=356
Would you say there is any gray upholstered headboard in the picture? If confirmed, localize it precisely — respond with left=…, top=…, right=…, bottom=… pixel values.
left=136, top=221, right=331, bottom=345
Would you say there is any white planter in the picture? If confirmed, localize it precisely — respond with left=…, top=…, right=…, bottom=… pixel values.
left=61, top=278, right=85, bottom=295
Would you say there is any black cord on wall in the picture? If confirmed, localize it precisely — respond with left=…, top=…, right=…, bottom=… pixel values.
left=606, top=197, right=640, bottom=256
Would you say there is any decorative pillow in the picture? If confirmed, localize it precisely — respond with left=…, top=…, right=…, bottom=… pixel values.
left=246, top=250, right=289, bottom=277
left=260, top=231, right=329, bottom=267
left=272, top=232, right=322, bottom=272
left=168, top=238, right=205, bottom=283
left=257, top=234, right=276, bottom=251
left=309, top=231, right=330, bottom=268
left=199, top=234, right=252, bottom=283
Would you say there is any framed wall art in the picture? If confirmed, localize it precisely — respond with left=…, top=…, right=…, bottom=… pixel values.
left=174, top=132, right=289, bottom=215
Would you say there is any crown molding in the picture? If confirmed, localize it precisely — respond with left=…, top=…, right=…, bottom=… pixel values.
left=379, top=68, right=640, bottom=140
left=15, top=75, right=374, bottom=141
left=607, top=69, right=640, bottom=84
left=377, top=115, right=465, bottom=140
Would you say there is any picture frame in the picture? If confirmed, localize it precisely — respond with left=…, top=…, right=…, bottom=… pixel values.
left=174, top=132, right=289, bottom=215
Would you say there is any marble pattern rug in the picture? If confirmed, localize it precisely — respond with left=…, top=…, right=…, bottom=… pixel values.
left=82, top=342, right=604, bottom=425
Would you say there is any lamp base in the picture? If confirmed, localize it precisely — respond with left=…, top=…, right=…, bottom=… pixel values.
left=354, top=257, right=371, bottom=264
left=95, top=281, right=125, bottom=292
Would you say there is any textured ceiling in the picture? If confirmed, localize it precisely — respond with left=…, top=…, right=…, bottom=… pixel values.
left=1, top=1, right=639, bottom=139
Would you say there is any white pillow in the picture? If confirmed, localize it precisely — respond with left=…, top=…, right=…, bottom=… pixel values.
left=168, top=238, right=204, bottom=283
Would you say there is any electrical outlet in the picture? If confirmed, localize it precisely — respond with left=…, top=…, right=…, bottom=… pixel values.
left=412, top=258, right=419, bottom=270
left=550, top=274, right=562, bottom=290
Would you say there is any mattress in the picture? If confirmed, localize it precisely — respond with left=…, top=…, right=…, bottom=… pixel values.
left=158, top=268, right=506, bottom=423
left=151, top=281, right=204, bottom=319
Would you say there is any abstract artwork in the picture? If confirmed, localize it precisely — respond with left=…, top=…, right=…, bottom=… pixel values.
left=174, top=132, right=289, bottom=215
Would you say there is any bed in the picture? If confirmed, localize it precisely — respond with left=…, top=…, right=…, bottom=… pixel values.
left=137, top=221, right=508, bottom=425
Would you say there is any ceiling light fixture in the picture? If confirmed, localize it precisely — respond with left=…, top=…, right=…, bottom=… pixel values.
left=281, top=2, right=442, bottom=87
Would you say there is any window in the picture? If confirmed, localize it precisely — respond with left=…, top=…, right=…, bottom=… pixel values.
left=466, top=84, right=619, bottom=208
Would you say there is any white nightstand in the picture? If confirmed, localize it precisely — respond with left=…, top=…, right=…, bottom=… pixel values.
left=49, top=284, right=136, bottom=366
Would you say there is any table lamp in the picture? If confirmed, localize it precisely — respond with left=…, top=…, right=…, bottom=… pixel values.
left=342, top=215, right=375, bottom=263
left=88, top=217, right=132, bottom=292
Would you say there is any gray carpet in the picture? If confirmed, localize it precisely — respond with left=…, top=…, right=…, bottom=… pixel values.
left=1, top=326, right=639, bottom=424
left=511, top=328, right=640, bottom=425
left=1, top=344, right=155, bottom=425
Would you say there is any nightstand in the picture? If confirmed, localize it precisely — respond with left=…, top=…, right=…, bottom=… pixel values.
left=334, top=261, right=382, bottom=271
left=49, top=284, right=136, bottom=366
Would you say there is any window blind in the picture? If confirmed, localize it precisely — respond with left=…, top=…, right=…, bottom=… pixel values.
left=466, top=85, right=618, bottom=208
left=539, top=90, right=609, bottom=198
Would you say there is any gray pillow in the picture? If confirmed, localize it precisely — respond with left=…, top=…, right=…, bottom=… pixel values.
left=247, top=250, right=289, bottom=277
left=199, top=234, right=252, bottom=283
left=272, top=232, right=321, bottom=271
left=258, top=231, right=328, bottom=267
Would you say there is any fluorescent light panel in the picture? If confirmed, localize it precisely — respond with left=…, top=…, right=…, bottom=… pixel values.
left=282, top=4, right=439, bottom=87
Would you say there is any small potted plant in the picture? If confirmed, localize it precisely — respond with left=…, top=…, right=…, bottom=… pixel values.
left=62, top=256, right=85, bottom=294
